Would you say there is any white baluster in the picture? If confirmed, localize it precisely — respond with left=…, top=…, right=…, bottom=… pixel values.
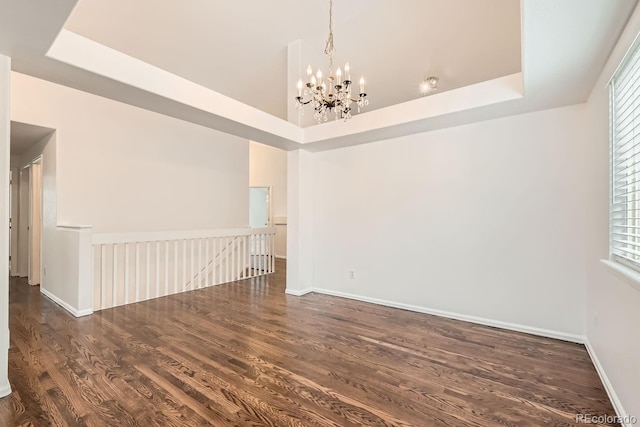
left=225, top=236, right=230, bottom=283
left=198, top=238, right=202, bottom=289
left=272, top=232, right=276, bottom=273
left=124, top=243, right=130, bottom=305
left=231, top=237, right=236, bottom=281
left=164, top=240, right=169, bottom=296
left=174, top=240, right=178, bottom=294
left=264, top=233, right=268, bottom=273
left=146, top=241, right=151, bottom=300
left=135, top=242, right=140, bottom=302
left=205, top=237, right=210, bottom=287
left=155, top=241, right=160, bottom=298
left=182, top=239, right=187, bottom=291
left=241, top=236, right=247, bottom=279
left=249, top=235, right=254, bottom=278
left=100, top=245, right=106, bottom=310
left=268, top=232, right=272, bottom=273
left=113, top=244, right=118, bottom=307
left=190, top=239, right=195, bottom=288
left=267, top=233, right=271, bottom=273
left=260, top=234, right=265, bottom=273
left=213, top=237, right=218, bottom=285
left=256, top=234, right=260, bottom=274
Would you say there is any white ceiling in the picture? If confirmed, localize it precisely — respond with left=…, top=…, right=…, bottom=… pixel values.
left=10, top=122, right=55, bottom=156
left=63, top=0, right=522, bottom=123
left=0, top=0, right=638, bottom=151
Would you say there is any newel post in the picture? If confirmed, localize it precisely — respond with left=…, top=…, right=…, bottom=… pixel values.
left=76, top=226, right=94, bottom=316
left=55, top=225, right=94, bottom=316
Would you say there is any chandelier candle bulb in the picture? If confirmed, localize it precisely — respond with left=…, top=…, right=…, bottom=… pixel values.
left=307, top=64, right=313, bottom=81
left=297, top=79, right=303, bottom=97
left=317, top=69, right=323, bottom=86
left=345, top=62, right=350, bottom=80
left=359, top=76, right=365, bottom=93
left=336, top=67, right=342, bottom=84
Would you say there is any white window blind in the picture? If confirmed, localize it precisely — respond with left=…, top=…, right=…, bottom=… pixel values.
left=611, top=39, right=640, bottom=271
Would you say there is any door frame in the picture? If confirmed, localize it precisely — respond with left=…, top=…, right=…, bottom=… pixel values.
left=9, top=168, right=18, bottom=275
left=27, top=155, right=43, bottom=286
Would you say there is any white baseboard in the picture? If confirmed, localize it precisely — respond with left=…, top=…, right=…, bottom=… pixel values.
left=310, top=287, right=584, bottom=344
left=584, top=340, right=632, bottom=426
left=285, top=288, right=313, bottom=297
left=40, top=288, right=93, bottom=318
left=0, top=382, right=11, bottom=398
left=292, top=287, right=632, bottom=422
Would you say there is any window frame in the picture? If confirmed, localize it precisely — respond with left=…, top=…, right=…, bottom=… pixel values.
left=610, top=36, right=640, bottom=274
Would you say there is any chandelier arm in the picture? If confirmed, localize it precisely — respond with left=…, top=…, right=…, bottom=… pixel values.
left=346, top=95, right=366, bottom=102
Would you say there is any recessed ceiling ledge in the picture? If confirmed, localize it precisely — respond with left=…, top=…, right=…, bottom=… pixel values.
left=45, top=30, right=527, bottom=151
left=301, top=72, right=524, bottom=145
left=44, top=30, right=527, bottom=151
left=46, top=30, right=304, bottom=146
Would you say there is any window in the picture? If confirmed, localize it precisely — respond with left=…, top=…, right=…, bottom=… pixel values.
left=611, top=39, right=640, bottom=272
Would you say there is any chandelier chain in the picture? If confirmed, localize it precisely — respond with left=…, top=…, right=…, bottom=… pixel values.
left=324, top=0, right=335, bottom=68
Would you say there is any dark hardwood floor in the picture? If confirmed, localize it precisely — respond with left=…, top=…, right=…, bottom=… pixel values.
left=0, top=260, right=618, bottom=426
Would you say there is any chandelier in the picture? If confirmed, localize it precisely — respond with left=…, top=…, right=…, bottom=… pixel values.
left=295, top=0, right=368, bottom=123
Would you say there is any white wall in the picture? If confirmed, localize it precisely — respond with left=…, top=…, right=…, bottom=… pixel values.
left=250, top=141, right=287, bottom=257
left=583, top=2, right=640, bottom=422
left=10, top=72, right=251, bottom=314
left=11, top=72, right=250, bottom=233
left=311, top=104, right=589, bottom=338
left=286, top=149, right=315, bottom=294
left=0, top=53, right=12, bottom=397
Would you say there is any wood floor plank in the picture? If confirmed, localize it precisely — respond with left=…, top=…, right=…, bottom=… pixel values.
left=0, top=261, right=620, bottom=426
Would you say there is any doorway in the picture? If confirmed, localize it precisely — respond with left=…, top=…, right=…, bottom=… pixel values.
left=10, top=122, right=55, bottom=285
left=17, top=158, right=42, bottom=286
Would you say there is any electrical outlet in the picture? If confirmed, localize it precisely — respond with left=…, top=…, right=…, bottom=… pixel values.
left=349, top=269, right=356, bottom=280
left=43, top=267, right=47, bottom=277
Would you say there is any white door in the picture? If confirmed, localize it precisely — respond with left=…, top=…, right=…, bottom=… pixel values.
left=249, top=187, right=270, bottom=269
left=249, top=187, right=269, bottom=228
